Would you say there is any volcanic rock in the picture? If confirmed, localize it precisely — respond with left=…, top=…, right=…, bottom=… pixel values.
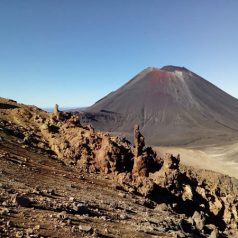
left=0, top=96, right=238, bottom=237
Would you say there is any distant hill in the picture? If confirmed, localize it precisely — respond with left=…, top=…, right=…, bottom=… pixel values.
left=82, top=66, right=238, bottom=146
left=42, top=107, right=87, bottom=112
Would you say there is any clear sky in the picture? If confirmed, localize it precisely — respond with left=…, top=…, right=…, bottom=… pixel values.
left=0, top=1, right=238, bottom=108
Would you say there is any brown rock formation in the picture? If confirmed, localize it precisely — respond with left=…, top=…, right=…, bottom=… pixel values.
left=132, top=125, right=159, bottom=177
left=53, top=104, right=60, bottom=120
left=133, top=124, right=144, bottom=157
left=0, top=97, right=237, bottom=237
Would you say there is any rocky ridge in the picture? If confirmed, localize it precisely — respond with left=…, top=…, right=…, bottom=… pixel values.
left=0, top=97, right=238, bottom=237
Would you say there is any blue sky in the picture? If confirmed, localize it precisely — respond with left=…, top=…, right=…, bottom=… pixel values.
left=0, top=1, right=238, bottom=108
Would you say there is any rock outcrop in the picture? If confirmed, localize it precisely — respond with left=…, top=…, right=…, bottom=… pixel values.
left=53, top=104, right=60, bottom=120
left=0, top=97, right=237, bottom=237
left=39, top=111, right=237, bottom=236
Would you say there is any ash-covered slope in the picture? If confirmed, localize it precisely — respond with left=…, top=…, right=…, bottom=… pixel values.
left=85, top=66, right=238, bottom=146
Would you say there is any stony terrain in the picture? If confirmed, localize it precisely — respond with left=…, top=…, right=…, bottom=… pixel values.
left=0, top=97, right=238, bottom=237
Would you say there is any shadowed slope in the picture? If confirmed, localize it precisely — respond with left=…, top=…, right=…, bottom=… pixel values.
left=84, top=66, right=238, bottom=146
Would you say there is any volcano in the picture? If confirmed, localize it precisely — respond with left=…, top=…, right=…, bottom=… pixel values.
left=83, top=66, right=238, bottom=146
